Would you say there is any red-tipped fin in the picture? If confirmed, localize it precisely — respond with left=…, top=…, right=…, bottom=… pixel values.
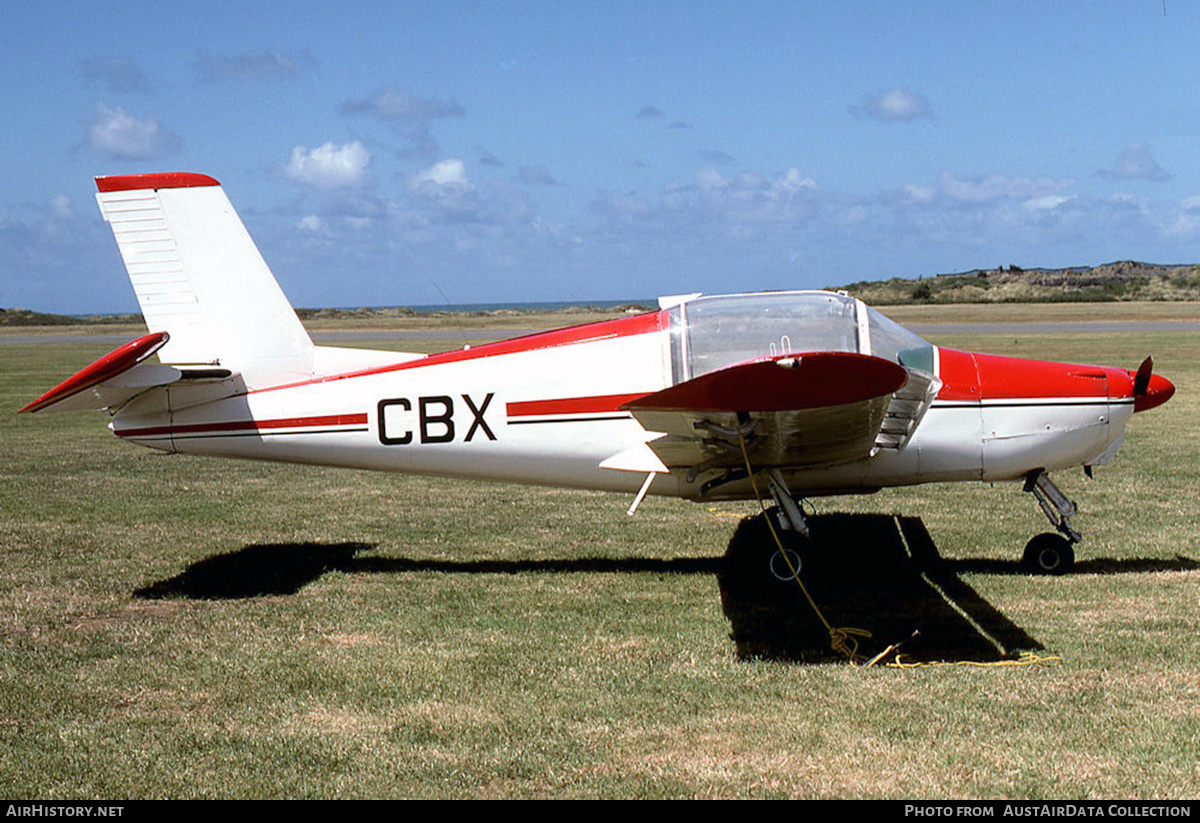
left=95, top=173, right=219, bottom=192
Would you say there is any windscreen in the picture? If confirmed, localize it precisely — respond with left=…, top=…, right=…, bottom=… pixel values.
left=866, top=306, right=935, bottom=374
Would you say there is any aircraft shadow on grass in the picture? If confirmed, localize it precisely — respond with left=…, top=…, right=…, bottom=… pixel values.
left=132, top=513, right=1198, bottom=664
left=718, top=513, right=1039, bottom=664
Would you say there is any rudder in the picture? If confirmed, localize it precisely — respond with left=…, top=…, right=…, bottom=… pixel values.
left=95, top=173, right=314, bottom=388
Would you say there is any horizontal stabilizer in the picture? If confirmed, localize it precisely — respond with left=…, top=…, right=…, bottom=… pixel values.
left=20, top=331, right=178, bottom=413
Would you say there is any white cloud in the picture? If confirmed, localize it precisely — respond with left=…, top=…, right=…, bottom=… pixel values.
left=411, top=159, right=472, bottom=192
left=341, top=86, right=464, bottom=159
left=475, top=145, right=505, bottom=167
left=407, top=159, right=480, bottom=221
left=856, top=88, right=932, bottom=122
left=193, top=49, right=314, bottom=83
left=1099, top=142, right=1170, bottom=182
left=1104, top=192, right=1148, bottom=210
left=778, top=167, right=819, bottom=193
left=899, top=171, right=1073, bottom=205
left=341, top=86, right=464, bottom=121
left=516, top=165, right=560, bottom=186
left=86, top=102, right=181, bottom=160
left=48, top=195, right=72, bottom=220
left=941, top=172, right=1071, bottom=203
left=283, top=141, right=371, bottom=189
left=903, top=183, right=937, bottom=204
left=297, top=215, right=325, bottom=232
left=1023, top=194, right=1075, bottom=211
left=693, top=167, right=817, bottom=201
left=605, top=166, right=825, bottom=243
left=699, top=149, right=735, bottom=166
left=80, top=56, right=150, bottom=93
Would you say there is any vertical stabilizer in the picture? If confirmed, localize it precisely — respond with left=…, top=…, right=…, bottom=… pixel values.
left=95, top=173, right=314, bottom=387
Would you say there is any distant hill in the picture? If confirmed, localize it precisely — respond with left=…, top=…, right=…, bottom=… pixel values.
left=832, top=261, right=1200, bottom=304
left=9, top=265, right=1199, bottom=324
left=0, top=308, right=142, bottom=327
left=0, top=303, right=652, bottom=327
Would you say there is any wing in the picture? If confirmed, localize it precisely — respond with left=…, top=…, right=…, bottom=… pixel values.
left=613, top=352, right=938, bottom=481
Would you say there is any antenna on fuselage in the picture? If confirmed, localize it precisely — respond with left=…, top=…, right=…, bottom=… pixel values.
left=429, top=279, right=471, bottom=350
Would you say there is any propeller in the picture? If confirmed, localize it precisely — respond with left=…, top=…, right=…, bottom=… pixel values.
left=1133, top=356, right=1154, bottom=398
left=1131, top=355, right=1175, bottom=413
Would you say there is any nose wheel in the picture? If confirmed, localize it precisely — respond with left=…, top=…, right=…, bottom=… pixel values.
left=1022, top=532, right=1075, bottom=575
left=1022, top=470, right=1080, bottom=574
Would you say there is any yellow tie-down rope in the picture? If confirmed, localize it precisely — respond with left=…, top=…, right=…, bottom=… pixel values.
left=888, top=652, right=1062, bottom=669
left=737, top=433, right=874, bottom=665
left=735, top=433, right=1060, bottom=669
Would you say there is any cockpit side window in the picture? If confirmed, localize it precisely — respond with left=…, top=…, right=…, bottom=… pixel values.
left=669, top=292, right=861, bottom=382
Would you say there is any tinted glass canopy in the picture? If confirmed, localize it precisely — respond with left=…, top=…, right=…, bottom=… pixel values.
left=668, top=291, right=933, bottom=382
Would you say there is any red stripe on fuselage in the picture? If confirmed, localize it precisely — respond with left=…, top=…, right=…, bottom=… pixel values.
left=507, top=393, right=650, bottom=418
left=248, top=310, right=667, bottom=397
left=117, top=413, right=368, bottom=439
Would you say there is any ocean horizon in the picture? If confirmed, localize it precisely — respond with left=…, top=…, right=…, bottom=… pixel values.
left=54, top=298, right=658, bottom=320
left=348, top=298, right=656, bottom=314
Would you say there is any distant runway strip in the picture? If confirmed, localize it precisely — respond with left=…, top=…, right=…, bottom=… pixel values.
left=905, top=320, right=1200, bottom=336
left=4, top=319, right=1199, bottom=347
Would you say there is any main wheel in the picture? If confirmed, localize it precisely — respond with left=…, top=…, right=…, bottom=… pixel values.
left=768, top=544, right=805, bottom=582
left=722, top=509, right=812, bottom=593
left=1022, top=532, right=1076, bottom=575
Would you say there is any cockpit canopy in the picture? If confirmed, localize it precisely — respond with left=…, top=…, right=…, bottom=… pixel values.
left=665, top=290, right=934, bottom=383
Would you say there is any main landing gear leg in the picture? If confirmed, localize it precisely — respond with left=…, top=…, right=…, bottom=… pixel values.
left=1021, top=469, right=1079, bottom=575
left=760, top=470, right=813, bottom=582
left=767, top=469, right=809, bottom=539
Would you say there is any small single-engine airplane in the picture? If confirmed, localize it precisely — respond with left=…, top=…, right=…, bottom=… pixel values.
left=22, top=173, right=1174, bottom=576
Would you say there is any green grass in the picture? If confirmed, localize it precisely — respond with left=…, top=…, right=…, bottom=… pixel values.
left=1, top=317, right=1197, bottom=799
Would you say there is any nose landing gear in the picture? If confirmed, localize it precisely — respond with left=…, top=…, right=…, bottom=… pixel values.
left=1022, top=469, right=1080, bottom=575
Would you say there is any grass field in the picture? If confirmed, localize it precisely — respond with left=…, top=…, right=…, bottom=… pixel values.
left=1, top=307, right=1197, bottom=799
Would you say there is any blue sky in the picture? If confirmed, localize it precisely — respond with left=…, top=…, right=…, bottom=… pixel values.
left=4, top=1, right=1200, bottom=313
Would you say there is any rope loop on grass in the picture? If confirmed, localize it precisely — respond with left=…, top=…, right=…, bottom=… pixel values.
left=886, top=652, right=1063, bottom=669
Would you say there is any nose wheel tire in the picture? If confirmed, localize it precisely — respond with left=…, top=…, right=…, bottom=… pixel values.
left=1022, top=532, right=1076, bottom=575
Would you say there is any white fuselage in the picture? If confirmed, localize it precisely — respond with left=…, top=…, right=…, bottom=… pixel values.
left=110, top=310, right=1136, bottom=503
